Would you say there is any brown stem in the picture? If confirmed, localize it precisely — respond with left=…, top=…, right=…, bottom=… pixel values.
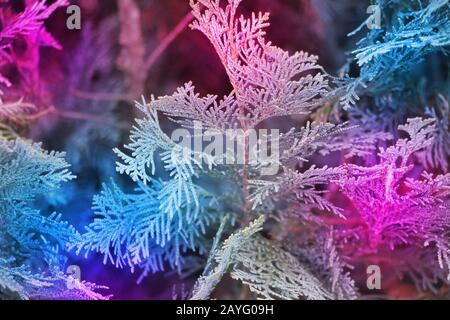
left=144, top=12, right=194, bottom=71
left=29, top=106, right=126, bottom=128
left=69, top=88, right=134, bottom=102
left=56, top=110, right=116, bottom=124
left=27, top=106, right=56, bottom=120
left=320, top=216, right=362, bottom=226
left=68, top=11, right=194, bottom=103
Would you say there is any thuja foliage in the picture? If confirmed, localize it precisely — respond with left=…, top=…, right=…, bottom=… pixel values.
left=74, top=0, right=450, bottom=300
left=0, top=138, right=108, bottom=299
left=0, top=1, right=107, bottom=300
left=337, top=0, right=450, bottom=110
left=76, top=0, right=352, bottom=299
left=1, top=0, right=449, bottom=300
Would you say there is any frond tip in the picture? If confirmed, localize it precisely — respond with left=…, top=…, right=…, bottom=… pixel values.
left=190, top=216, right=265, bottom=300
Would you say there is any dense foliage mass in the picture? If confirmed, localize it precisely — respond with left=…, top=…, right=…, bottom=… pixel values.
left=0, top=0, right=448, bottom=300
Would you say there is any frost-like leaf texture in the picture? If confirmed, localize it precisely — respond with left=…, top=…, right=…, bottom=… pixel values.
left=113, top=98, right=221, bottom=220
left=338, top=0, right=450, bottom=109
left=278, top=122, right=351, bottom=164
left=151, top=82, right=239, bottom=132
left=0, top=5, right=109, bottom=295
left=28, top=276, right=110, bottom=300
left=0, top=0, right=68, bottom=47
left=149, top=0, right=331, bottom=131
left=289, top=229, right=358, bottom=300
left=190, top=216, right=265, bottom=300
left=76, top=180, right=219, bottom=276
left=336, top=118, right=450, bottom=281
left=231, top=236, right=333, bottom=300
left=0, top=139, right=74, bottom=201
left=249, top=166, right=344, bottom=217
left=0, top=258, right=53, bottom=300
left=325, top=106, right=394, bottom=159
left=189, top=0, right=329, bottom=128
left=5, top=0, right=444, bottom=300
left=0, top=0, right=68, bottom=87
left=418, top=95, right=450, bottom=171
left=75, top=0, right=350, bottom=299
left=0, top=138, right=106, bottom=299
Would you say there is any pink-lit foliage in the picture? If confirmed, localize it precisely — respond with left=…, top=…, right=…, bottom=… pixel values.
left=0, top=0, right=109, bottom=300
left=0, top=0, right=448, bottom=300
left=334, top=118, right=450, bottom=291
left=188, top=0, right=329, bottom=129
left=0, top=0, right=67, bottom=109
left=75, top=0, right=449, bottom=299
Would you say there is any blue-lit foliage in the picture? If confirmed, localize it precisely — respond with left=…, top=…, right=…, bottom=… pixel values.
left=75, top=96, right=228, bottom=281
left=76, top=0, right=354, bottom=300
left=37, top=0, right=449, bottom=300
left=338, top=0, right=450, bottom=109
left=0, top=0, right=111, bottom=300
left=0, top=138, right=107, bottom=299
left=75, top=179, right=221, bottom=278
